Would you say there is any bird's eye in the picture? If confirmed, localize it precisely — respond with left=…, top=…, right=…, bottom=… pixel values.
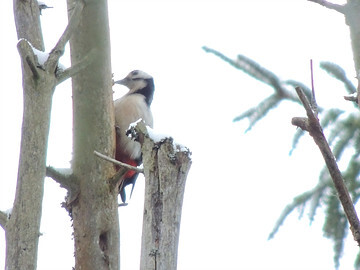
left=131, top=70, right=139, bottom=77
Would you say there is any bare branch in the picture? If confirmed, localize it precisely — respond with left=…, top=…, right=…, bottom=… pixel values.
left=94, top=150, right=144, bottom=192
left=295, top=87, right=317, bottom=121
left=291, top=117, right=310, bottom=132
left=307, top=0, right=345, bottom=14
left=56, top=49, right=96, bottom=85
left=344, top=94, right=358, bottom=102
left=0, top=210, right=8, bottom=231
left=292, top=87, right=360, bottom=245
left=46, top=166, right=75, bottom=191
left=94, top=150, right=144, bottom=173
left=45, top=0, right=85, bottom=73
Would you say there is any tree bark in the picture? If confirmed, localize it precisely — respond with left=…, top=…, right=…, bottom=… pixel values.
left=66, top=0, right=120, bottom=269
left=135, top=123, right=192, bottom=270
left=5, top=1, right=49, bottom=269
left=13, top=0, right=44, bottom=51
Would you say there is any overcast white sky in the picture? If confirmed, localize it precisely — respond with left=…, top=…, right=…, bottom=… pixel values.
left=1, top=0, right=358, bottom=269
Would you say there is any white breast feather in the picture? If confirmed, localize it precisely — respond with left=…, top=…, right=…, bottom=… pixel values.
left=114, top=94, right=153, bottom=159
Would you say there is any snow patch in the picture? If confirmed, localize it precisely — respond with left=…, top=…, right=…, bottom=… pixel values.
left=175, top=143, right=191, bottom=154
left=5, top=208, right=12, bottom=218
left=127, top=119, right=191, bottom=155
left=32, top=47, right=50, bottom=66
left=129, top=118, right=143, bottom=129
left=18, top=38, right=66, bottom=69
left=146, top=126, right=191, bottom=155
left=146, top=126, right=169, bottom=143
left=31, top=46, right=66, bottom=70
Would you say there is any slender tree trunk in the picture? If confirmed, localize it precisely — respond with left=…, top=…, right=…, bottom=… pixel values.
left=66, top=0, right=120, bottom=269
left=5, top=1, right=50, bottom=269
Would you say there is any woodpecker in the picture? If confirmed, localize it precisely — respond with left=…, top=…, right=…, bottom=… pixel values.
left=114, top=70, right=154, bottom=202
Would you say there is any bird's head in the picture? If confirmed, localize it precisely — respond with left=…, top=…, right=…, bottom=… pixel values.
left=114, top=70, right=153, bottom=93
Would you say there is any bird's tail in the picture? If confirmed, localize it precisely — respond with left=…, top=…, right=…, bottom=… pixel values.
left=118, top=159, right=139, bottom=203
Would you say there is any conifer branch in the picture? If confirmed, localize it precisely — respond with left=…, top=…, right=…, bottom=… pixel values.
left=292, top=86, right=360, bottom=245
left=320, top=62, right=357, bottom=94
left=233, top=94, right=281, bottom=131
left=289, top=128, right=306, bottom=155
left=269, top=182, right=328, bottom=239
left=322, top=191, right=348, bottom=268
left=203, top=46, right=287, bottom=95
left=203, top=47, right=307, bottom=130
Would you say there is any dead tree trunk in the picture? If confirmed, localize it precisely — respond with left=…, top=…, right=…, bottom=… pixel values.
left=132, top=122, right=192, bottom=270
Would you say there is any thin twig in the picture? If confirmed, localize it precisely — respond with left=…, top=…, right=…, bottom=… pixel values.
left=310, top=59, right=318, bottom=115
left=292, top=86, right=360, bottom=245
left=307, top=0, right=345, bottom=14
left=94, top=151, right=144, bottom=173
left=295, top=87, right=316, bottom=121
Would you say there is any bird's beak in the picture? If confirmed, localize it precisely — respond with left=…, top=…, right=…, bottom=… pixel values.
left=114, top=78, right=126, bottom=85
left=114, top=77, right=132, bottom=88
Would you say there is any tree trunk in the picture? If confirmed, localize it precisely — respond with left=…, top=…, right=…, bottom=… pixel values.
left=5, top=1, right=50, bottom=269
left=135, top=123, right=192, bottom=270
left=66, top=0, right=120, bottom=269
